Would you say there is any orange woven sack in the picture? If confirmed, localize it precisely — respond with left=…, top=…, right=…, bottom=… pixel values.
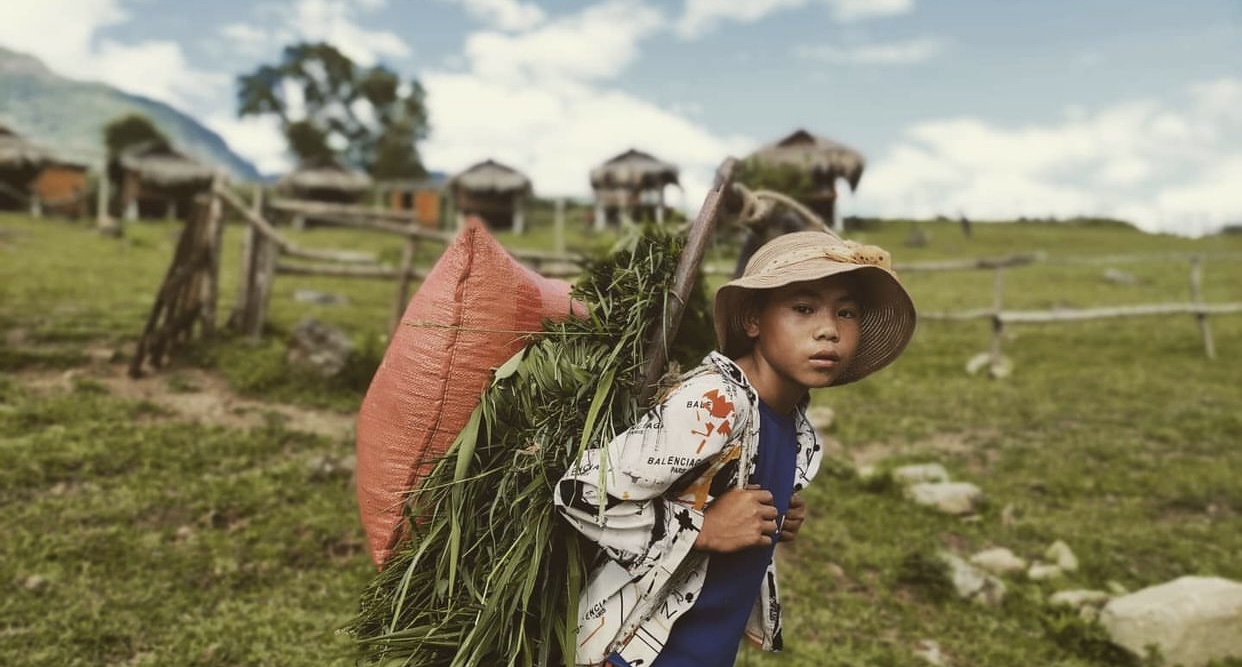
left=355, top=217, right=584, bottom=568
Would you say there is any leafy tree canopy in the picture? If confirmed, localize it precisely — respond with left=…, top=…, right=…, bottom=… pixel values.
left=237, top=42, right=429, bottom=180
left=103, top=114, right=171, bottom=157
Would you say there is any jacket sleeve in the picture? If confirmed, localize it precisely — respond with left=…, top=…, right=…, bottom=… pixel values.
left=554, top=372, right=746, bottom=577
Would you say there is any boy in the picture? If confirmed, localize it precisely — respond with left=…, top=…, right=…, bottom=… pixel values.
left=554, top=230, right=917, bottom=666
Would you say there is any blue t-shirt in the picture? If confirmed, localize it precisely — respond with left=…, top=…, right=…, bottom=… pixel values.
left=639, top=399, right=799, bottom=667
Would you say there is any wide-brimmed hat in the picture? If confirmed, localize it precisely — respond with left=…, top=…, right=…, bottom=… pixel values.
left=714, top=230, right=917, bottom=385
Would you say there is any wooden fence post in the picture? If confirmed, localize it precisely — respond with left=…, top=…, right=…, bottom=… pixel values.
left=988, top=266, right=1006, bottom=367
left=200, top=176, right=225, bottom=337
left=390, top=236, right=419, bottom=337
left=1189, top=256, right=1216, bottom=359
left=229, top=186, right=278, bottom=339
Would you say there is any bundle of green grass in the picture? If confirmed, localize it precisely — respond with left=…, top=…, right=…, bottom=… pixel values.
left=347, top=224, right=714, bottom=666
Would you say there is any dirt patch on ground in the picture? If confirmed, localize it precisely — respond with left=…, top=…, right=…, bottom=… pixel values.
left=16, top=344, right=356, bottom=443
left=845, top=428, right=1002, bottom=469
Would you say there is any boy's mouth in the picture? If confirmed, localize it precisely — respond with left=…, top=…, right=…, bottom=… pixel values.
left=809, top=350, right=841, bottom=367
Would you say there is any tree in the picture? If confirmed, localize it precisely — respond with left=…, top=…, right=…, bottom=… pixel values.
left=236, top=42, right=429, bottom=179
left=103, top=114, right=171, bottom=157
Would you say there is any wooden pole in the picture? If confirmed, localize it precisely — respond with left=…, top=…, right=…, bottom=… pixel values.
left=390, top=236, right=419, bottom=336
left=200, top=178, right=225, bottom=337
left=554, top=197, right=566, bottom=255
left=1189, top=256, right=1216, bottom=359
left=988, top=266, right=1005, bottom=368
left=248, top=225, right=278, bottom=339
left=639, top=157, right=739, bottom=404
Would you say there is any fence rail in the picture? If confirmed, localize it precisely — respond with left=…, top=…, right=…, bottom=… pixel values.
left=919, top=253, right=1239, bottom=373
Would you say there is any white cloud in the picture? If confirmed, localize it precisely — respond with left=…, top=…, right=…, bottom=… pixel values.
left=204, top=113, right=293, bottom=176
left=856, top=79, right=1242, bottom=236
left=92, top=40, right=231, bottom=106
left=793, top=37, right=944, bottom=64
left=443, top=0, right=547, bottom=31
left=677, top=0, right=914, bottom=39
left=421, top=73, right=753, bottom=209
left=462, top=0, right=663, bottom=86
left=219, top=23, right=272, bottom=58
left=0, top=0, right=127, bottom=74
left=422, top=0, right=752, bottom=210
left=0, top=0, right=224, bottom=110
left=289, top=0, right=411, bottom=66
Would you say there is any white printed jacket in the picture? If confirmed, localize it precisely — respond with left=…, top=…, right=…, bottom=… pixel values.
left=554, top=352, right=824, bottom=666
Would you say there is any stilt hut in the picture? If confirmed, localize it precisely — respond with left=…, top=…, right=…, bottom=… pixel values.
left=112, top=141, right=215, bottom=221
left=378, top=173, right=446, bottom=229
left=33, top=159, right=90, bottom=218
left=448, top=159, right=531, bottom=233
left=745, top=129, right=865, bottom=231
left=0, top=124, right=51, bottom=213
left=589, top=148, right=679, bottom=230
left=276, top=158, right=372, bottom=205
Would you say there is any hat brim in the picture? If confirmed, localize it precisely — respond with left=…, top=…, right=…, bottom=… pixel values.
left=713, top=263, right=916, bottom=385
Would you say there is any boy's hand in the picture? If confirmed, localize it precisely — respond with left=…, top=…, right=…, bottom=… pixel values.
left=694, top=485, right=779, bottom=553
left=779, top=493, right=806, bottom=542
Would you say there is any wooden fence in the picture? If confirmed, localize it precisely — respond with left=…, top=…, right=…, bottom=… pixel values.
left=917, top=252, right=1242, bottom=375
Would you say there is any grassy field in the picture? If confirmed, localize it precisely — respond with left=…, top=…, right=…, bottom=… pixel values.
left=2, top=209, right=1241, bottom=666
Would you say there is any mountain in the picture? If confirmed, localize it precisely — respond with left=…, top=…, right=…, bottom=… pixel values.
left=0, top=46, right=261, bottom=181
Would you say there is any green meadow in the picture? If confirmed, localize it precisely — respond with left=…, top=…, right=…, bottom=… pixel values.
left=2, top=209, right=1241, bottom=666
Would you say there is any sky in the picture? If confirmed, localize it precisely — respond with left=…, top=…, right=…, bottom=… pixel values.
left=1, top=0, right=1240, bottom=236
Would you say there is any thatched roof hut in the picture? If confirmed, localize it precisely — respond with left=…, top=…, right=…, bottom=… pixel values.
left=0, top=124, right=52, bottom=209
left=277, top=158, right=372, bottom=204
left=589, top=149, right=680, bottom=228
left=449, top=159, right=531, bottom=196
left=117, top=141, right=215, bottom=189
left=747, top=128, right=865, bottom=190
left=745, top=128, right=866, bottom=229
left=112, top=141, right=215, bottom=221
left=589, top=149, right=679, bottom=191
left=0, top=124, right=51, bottom=171
left=448, top=159, right=531, bottom=232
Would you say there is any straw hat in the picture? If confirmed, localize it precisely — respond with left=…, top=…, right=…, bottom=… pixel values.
left=714, top=230, right=916, bottom=385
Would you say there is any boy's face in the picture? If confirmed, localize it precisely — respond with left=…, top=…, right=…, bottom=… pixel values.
left=742, top=274, right=862, bottom=392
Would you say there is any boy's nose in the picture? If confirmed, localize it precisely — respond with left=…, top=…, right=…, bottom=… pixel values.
left=815, top=315, right=840, bottom=341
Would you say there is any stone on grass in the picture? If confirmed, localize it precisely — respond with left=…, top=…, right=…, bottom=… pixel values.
left=970, top=547, right=1028, bottom=576
left=293, top=289, right=349, bottom=306
left=287, top=318, right=354, bottom=378
left=1049, top=589, right=1112, bottom=609
left=1099, top=576, right=1242, bottom=667
left=1027, top=562, right=1064, bottom=581
left=804, top=405, right=835, bottom=432
left=914, top=639, right=946, bottom=666
left=905, top=481, right=983, bottom=515
left=1045, top=540, right=1079, bottom=572
left=939, top=552, right=1006, bottom=606
left=893, top=463, right=951, bottom=485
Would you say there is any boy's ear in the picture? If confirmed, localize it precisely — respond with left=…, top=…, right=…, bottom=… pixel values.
left=741, top=307, right=761, bottom=340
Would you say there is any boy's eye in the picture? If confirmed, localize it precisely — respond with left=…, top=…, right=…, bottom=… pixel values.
left=793, top=304, right=814, bottom=314
left=838, top=306, right=859, bottom=319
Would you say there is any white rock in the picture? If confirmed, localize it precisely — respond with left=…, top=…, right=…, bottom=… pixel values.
left=856, top=464, right=881, bottom=482
left=1100, top=576, right=1242, bottom=667
left=1045, top=540, right=1079, bottom=572
left=914, top=639, right=947, bottom=666
left=893, top=463, right=951, bottom=485
left=939, top=552, right=1006, bottom=606
left=805, top=405, right=835, bottom=432
left=970, top=547, right=1028, bottom=575
left=905, top=482, right=983, bottom=515
left=1049, top=589, right=1112, bottom=609
left=1027, top=562, right=1064, bottom=581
